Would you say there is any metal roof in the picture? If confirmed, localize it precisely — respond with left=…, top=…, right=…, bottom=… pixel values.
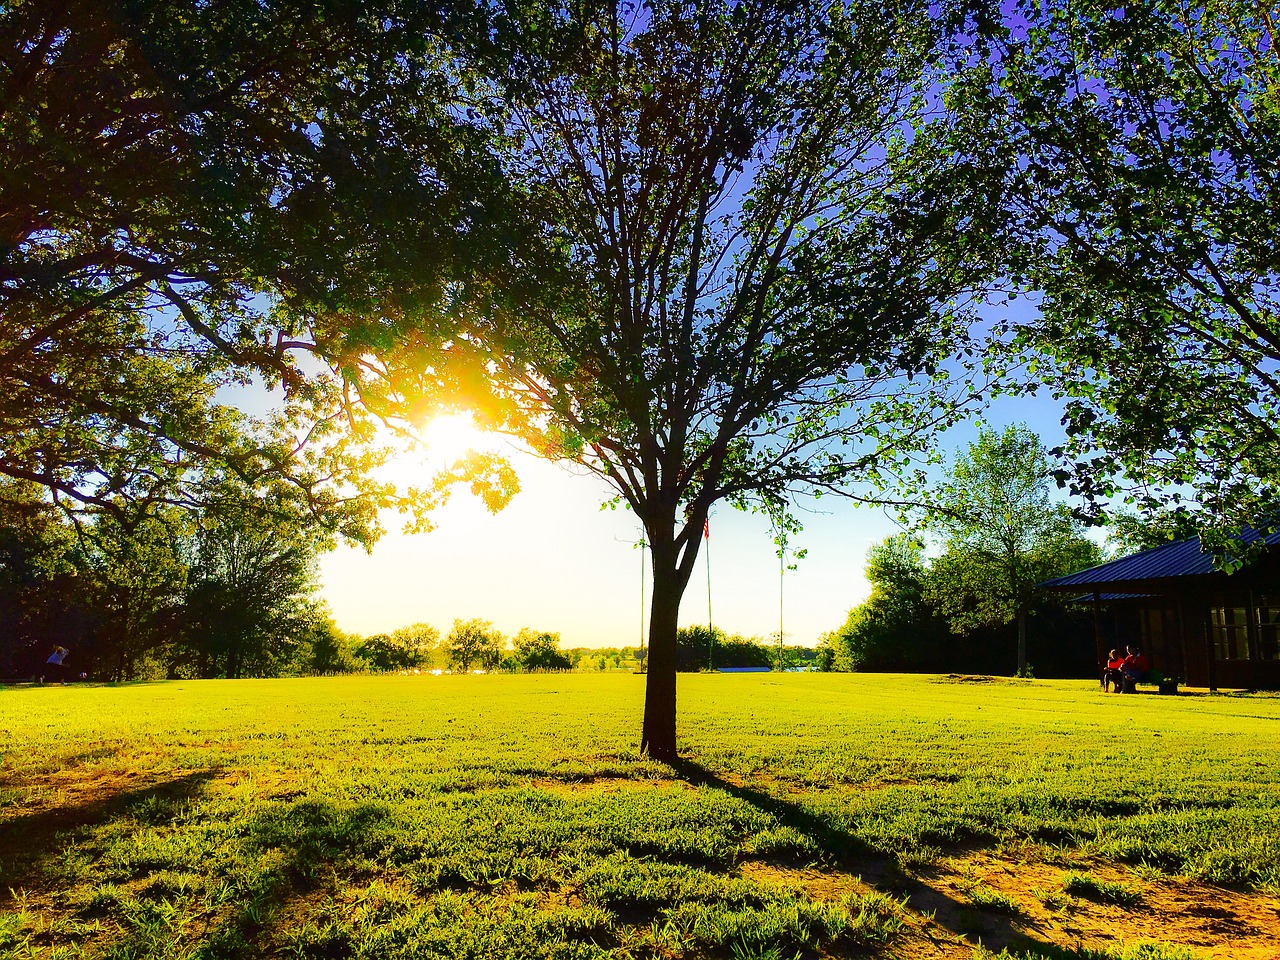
left=1066, top=593, right=1153, bottom=602
left=1042, top=529, right=1280, bottom=590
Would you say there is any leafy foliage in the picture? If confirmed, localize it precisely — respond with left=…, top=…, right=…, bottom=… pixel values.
left=823, top=535, right=948, bottom=672
left=676, top=625, right=778, bottom=672
left=512, top=629, right=572, bottom=672
left=959, top=0, right=1280, bottom=546
left=821, top=535, right=1098, bottom=678
left=180, top=492, right=327, bottom=679
left=1, top=0, right=516, bottom=539
left=0, top=480, right=336, bottom=680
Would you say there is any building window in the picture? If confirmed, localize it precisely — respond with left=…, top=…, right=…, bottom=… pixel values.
left=1211, top=606, right=1250, bottom=661
left=1256, top=597, right=1280, bottom=661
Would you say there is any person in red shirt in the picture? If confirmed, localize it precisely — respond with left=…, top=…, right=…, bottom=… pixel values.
left=1121, top=644, right=1150, bottom=693
left=1102, top=649, right=1126, bottom=693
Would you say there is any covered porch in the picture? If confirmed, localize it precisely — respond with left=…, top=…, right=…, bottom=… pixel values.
left=1041, top=533, right=1280, bottom=691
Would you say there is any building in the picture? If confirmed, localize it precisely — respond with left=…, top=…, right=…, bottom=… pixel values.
left=1040, top=532, right=1280, bottom=690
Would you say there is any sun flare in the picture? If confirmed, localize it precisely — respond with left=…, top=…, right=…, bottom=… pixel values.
left=417, top=412, right=502, bottom=466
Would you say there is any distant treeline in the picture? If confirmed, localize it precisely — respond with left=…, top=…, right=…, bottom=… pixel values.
left=1, top=480, right=818, bottom=681
left=673, top=626, right=817, bottom=671
left=0, top=480, right=345, bottom=682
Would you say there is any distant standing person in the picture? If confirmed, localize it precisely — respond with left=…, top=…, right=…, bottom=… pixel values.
left=45, top=645, right=69, bottom=684
left=1121, top=644, right=1149, bottom=694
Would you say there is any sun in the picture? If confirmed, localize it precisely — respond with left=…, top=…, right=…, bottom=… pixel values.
left=417, top=412, right=503, bottom=466
left=372, top=413, right=504, bottom=489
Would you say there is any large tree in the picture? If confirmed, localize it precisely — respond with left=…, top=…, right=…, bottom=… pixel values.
left=446, top=618, right=505, bottom=672
left=960, top=0, right=1280, bottom=544
left=81, top=508, right=192, bottom=680
left=0, top=480, right=91, bottom=677
left=1, top=0, right=516, bottom=536
left=323, top=0, right=1007, bottom=759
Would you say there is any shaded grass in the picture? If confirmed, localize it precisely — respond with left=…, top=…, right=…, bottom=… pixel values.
left=1, top=673, right=1278, bottom=957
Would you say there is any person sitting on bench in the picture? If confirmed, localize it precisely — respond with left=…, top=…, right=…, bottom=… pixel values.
left=1121, top=644, right=1150, bottom=693
left=1102, top=649, right=1125, bottom=693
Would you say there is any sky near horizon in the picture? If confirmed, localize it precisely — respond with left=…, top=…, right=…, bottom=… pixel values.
left=317, top=387, right=1079, bottom=649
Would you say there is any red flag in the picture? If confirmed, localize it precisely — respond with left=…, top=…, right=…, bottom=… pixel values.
left=703, top=518, right=710, bottom=540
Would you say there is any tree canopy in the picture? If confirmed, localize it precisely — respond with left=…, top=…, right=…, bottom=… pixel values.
left=821, top=534, right=946, bottom=672
left=0, top=477, right=337, bottom=680
left=960, top=0, right=1280, bottom=544
left=1, top=0, right=519, bottom=538
left=446, top=618, right=505, bottom=672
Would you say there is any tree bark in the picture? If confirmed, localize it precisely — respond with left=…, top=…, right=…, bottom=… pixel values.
left=641, top=528, right=684, bottom=762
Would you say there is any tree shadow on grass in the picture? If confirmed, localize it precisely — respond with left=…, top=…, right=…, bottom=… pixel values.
left=673, top=757, right=1085, bottom=956
left=3, top=771, right=396, bottom=958
left=0, top=769, right=217, bottom=896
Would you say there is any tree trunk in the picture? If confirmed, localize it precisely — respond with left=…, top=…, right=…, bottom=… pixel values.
left=641, top=530, right=684, bottom=762
left=1016, top=608, right=1028, bottom=678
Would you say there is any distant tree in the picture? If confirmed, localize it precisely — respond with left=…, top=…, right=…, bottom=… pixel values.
left=392, top=623, right=442, bottom=669
left=82, top=510, right=191, bottom=681
left=353, top=635, right=398, bottom=672
left=675, top=625, right=725, bottom=673
left=305, top=612, right=358, bottom=675
left=354, top=626, right=436, bottom=672
left=674, top=626, right=773, bottom=671
left=956, top=0, right=1280, bottom=546
left=512, top=629, right=571, bottom=672
left=180, top=492, right=323, bottom=679
left=813, top=643, right=836, bottom=673
left=920, top=426, right=1100, bottom=676
left=0, top=481, right=90, bottom=678
left=0, top=478, right=338, bottom=681
left=446, top=618, right=505, bottom=672
left=826, top=534, right=946, bottom=671
left=331, top=0, right=1008, bottom=760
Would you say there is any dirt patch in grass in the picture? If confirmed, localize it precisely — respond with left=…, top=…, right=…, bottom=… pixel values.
left=934, top=674, right=1005, bottom=684
left=928, top=853, right=1280, bottom=959
left=739, top=852, right=1280, bottom=959
left=740, top=858, right=872, bottom=900
left=530, top=775, right=696, bottom=795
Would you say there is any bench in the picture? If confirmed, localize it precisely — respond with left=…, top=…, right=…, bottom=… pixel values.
left=1128, top=669, right=1180, bottom=695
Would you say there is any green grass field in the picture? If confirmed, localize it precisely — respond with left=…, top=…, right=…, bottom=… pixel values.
left=3, top=674, right=1279, bottom=960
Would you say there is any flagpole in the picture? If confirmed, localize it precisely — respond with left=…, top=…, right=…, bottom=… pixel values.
left=639, top=535, right=647, bottom=671
left=705, top=518, right=713, bottom=670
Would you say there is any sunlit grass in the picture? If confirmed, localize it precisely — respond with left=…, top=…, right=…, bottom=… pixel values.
left=2, top=674, right=1278, bottom=958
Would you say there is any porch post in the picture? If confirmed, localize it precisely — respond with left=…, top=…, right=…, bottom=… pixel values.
left=1205, top=600, right=1217, bottom=693
left=1092, top=592, right=1105, bottom=671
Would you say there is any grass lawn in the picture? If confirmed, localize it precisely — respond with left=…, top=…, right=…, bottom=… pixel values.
left=2, top=673, right=1279, bottom=959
